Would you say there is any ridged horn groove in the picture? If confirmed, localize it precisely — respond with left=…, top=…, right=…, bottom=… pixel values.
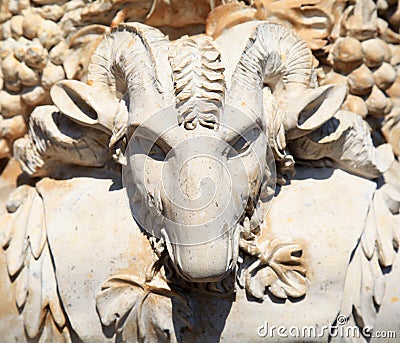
left=231, top=21, right=315, bottom=93
left=88, top=23, right=174, bottom=126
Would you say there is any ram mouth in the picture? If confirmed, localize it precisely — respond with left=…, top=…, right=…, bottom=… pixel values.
left=161, top=223, right=239, bottom=283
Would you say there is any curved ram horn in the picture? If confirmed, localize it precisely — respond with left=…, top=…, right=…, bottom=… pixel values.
left=42, top=23, right=176, bottom=173
left=217, top=21, right=315, bottom=114
left=88, top=22, right=175, bottom=128
left=232, top=22, right=315, bottom=90
left=217, top=21, right=346, bottom=140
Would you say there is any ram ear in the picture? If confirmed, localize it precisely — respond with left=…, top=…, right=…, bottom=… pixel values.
left=281, top=84, right=347, bottom=141
left=50, top=80, right=127, bottom=135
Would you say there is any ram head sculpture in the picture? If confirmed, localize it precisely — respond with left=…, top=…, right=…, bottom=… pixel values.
left=14, top=21, right=393, bottom=285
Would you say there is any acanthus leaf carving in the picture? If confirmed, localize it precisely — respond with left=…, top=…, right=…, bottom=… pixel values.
left=96, top=273, right=194, bottom=343
left=0, top=185, right=72, bottom=342
left=238, top=231, right=309, bottom=300
left=334, top=187, right=400, bottom=342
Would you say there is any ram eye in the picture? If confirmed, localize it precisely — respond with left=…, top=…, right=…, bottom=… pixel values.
left=227, top=127, right=260, bottom=159
left=138, top=137, right=167, bottom=161
left=148, top=143, right=166, bottom=161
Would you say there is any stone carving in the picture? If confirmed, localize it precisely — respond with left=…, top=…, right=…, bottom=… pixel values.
left=0, top=1, right=400, bottom=342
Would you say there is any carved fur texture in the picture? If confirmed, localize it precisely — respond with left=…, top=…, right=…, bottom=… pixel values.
left=169, top=35, right=225, bottom=129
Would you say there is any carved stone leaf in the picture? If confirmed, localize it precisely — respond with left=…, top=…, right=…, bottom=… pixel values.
left=338, top=246, right=379, bottom=341
left=24, top=248, right=45, bottom=338
left=96, top=274, right=144, bottom=329
left=338, top=187, right=399, bottom=341
left=355, top=252, right=377, bottom=329
left=206, top=3, right=257, bottom=38
left=373, top=190, right=399, bottom=266
left=270, top=269, right=309, bottom=299
left=96, top=274, right=193, bottom=343
left=0, top=185, right=70, bottom=342
left=120, top=290, right=185, bottom=343
left=247, top=266, right=277, bottom=299
left=371, top=255, right=385, bottom=308
left=361, top=198, right=377, bottom=260
left=361, top=189, right=399, bottom=267
left=22, top=244, right=68, bottom=340
left=26, top=192, right=47, bottom=259
left=0, top=213, right=13, bottom=248
left=41, top=244, right=66, bottom=329
left=267, top=242, right=309, bottom=299
left=255, top=0, right=334, bottom=50
left=244, top=239, right=309, bottom=300
left=5, top=187, right=34, bottom=277
left=14, top=260, right=29, bottom=308
left=39, top=315, right=71, bottom=343
left=339, top=246, right=362, bottom=320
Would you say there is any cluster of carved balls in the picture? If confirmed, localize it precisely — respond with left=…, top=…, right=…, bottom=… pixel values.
left=0, top=2, right=71, bottom=114
left=323, top=36, right=399, bottom=120
left=0, top=0, right=94, bottom=159
left=316, top=0, right=400, bottom=153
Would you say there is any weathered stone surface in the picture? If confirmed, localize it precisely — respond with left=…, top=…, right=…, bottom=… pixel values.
left=192, top=167, right=377, bottom=342
left=0, top=2, right=399, bottom=342
left=38, top=175, right=156, bottom=341
left=0, top=160, right=25, bottom=341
